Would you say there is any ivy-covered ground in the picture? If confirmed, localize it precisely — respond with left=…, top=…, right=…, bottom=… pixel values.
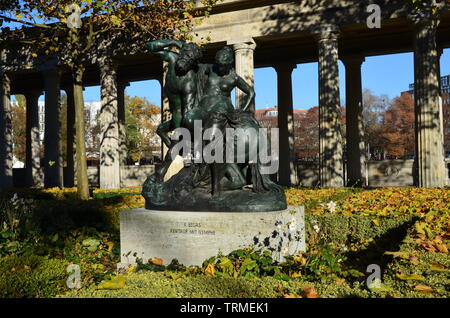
left=0, top=187, right=448, bottom=298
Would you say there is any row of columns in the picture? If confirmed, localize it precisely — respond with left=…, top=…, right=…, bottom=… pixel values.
left=0, top=59, right=129, bottom=189
left=228, top=24, right=445, bottom=188
left=0, top=19, right=446, bottom=189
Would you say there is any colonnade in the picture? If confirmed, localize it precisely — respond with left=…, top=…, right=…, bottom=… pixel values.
left=0, top=18, right=447, bottom=189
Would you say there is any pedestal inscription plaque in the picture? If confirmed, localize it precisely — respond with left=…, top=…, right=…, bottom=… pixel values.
left=119, top=206, right=305, bottom=267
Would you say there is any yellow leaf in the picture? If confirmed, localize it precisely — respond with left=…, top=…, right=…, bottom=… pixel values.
left=396, top=274, right=425, bottom=281
left=96, top=276, right=126, bottom=290
left=284, top=293, right=301, bottom=298
left=150, top=258, right=164, bottom=265
left=106, top=241, right=114, bottom=252
left=430, top=264, right=448, bottom=272
left=127, top=266, right=137, bottom=274
left=372, top=219, right=380, bottom=226
left=414, top=285, right=433, bottom=292
left=385, top=251, right=409, bottom=259
left=301, top=286, right=320, bottom=298
left=436, top=243, right=448, bottom=253
left=204, top=263, right=215, bottom=277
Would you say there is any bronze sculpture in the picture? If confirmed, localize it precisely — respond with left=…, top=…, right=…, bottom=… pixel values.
left=142, top=40, right=287, bottom=212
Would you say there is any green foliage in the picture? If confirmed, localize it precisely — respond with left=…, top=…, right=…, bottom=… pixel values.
left=0, top=255, right=67, bottom=298
left=202, top=249, right=285, bottom=280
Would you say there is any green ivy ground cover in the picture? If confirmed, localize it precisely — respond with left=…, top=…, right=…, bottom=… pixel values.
left=0, top=187, right=448, bottom=298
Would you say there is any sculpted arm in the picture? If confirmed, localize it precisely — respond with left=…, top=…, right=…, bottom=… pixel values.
left=235, top=76, right=255, bottom=112
left=146, top=39, right=184, bottom=62
left=182, top=81, right=197, bottom=115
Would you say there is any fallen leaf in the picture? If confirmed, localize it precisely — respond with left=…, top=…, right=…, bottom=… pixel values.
left=150, top=258, right=164, bottom=265
left=372, top=219, right=380, bottom=226
left=430, top=264, right=448, bottom=272
left=396, top=274, right=425, bottom=281
left=385, top=251, right=409, bottom=259
left=435, top=243, right=448, bottom=253
left=284, top=293, right=301, bottom=298
left=301, top=286, right=320, bottom=298
left=96, top=276, right=126, bottom=290
left=204, top=263, right=216, bottom=277
left=414, top=285, right=433, bottom=292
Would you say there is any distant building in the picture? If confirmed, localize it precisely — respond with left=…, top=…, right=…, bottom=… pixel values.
left=255, top=106, right=307, bottom=128
left=37, top=101, right=101, bottom=143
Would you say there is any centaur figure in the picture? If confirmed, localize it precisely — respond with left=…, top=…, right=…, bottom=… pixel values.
left=146, top=39, right=204, bottom=182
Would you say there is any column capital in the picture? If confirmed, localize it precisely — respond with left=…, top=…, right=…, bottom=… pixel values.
left=98, top=57, right=119, bottom=72
left=341, top=55, right=365, bottom=67
left=117, top=81, right=130, bottom=90
left=273, top=62, right=297, bottom=73
left=312, top=24, right=340, bottom=42
left=227, top=38, right=256, bottom=52
left=24, top=89, right=43, bottom=99
left=42, top=67, right=62, bottom=78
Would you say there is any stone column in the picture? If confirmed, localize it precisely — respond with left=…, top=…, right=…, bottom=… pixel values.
left=117, top=82, right=129, bottom=166
left=0, top=72, right=13, bottom=188
left=343, top=56, right=366, bottom=186
left=43, top=68, right=63, bottom=188
left=99, top=58, right=121, bottom=189
left=314, top=26, right=344, bottom=188
left=275, top=63, right=298, bottom=186
left=25, top=89, right=42, bottom=187
left=159, top=64, right=170, bottom=158
left=228, top=39, right=256, bottom=112
left=64, top=85, right=76, bottom=187
left=412, top=16, right=446, bottom=188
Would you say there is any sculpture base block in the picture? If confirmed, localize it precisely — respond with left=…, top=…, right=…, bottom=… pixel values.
left=120, top=206, right=305, bottom=267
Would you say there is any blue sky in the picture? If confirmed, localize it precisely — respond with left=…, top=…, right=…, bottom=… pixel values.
left=76, top=49, right=450, bottom=110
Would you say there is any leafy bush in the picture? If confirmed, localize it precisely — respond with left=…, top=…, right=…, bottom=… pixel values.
left=0, top=255, right=67, bottom=298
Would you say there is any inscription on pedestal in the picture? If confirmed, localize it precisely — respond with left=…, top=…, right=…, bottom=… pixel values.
left=120, top=206, right=305, bottom=267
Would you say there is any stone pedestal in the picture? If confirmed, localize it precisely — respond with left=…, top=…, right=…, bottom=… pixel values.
left=119, top=206, right=305, bottom=267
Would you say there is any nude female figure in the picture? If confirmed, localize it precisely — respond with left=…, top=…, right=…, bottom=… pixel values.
left=183, top=46, right=256, bottom=196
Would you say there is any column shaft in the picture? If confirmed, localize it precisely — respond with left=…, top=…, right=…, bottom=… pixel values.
left=315, top=27, right=344, bottom=187
left=118, top=82, right=129, bottom=166
left=99, top=59, right=121, bottom=189
left=0, top=72, right=13, bottom=188
left=25, top=90, right=42, bottom=187
left=43, top=68, right=63, bottom=188
left=275, top=63, right=298, bottom=186
left=229, top=39, right=256, bottom=112
left=65, top=86, right=76, bottom=187
left=160, top=63, right=170, bottom=158
left=343, top=56, right=366, bottom=186
left=413, top=18, right=446, bottom=187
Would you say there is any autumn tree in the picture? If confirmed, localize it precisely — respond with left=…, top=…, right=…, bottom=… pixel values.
left=295, top=106, right=319, bottom=160
left=1, top=0, right=216, bottom=199
left=125, top=95, right=160, bottom=163
left=380, top=92, right=415, bottom=158
left=11, top=95, right=26, bottom=163
left=362, top=89, right=390, bottom=158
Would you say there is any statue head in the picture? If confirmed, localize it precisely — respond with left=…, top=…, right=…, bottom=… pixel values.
left=215, top=46, right=234, bottom=75
left=175, top=42, right=203, bottom=74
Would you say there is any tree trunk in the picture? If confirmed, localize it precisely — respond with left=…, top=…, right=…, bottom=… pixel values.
left=73, top=66, right=90, bottom=200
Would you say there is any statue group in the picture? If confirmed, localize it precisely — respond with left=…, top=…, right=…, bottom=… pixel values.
left=142, top=39, right=287, bottom=212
